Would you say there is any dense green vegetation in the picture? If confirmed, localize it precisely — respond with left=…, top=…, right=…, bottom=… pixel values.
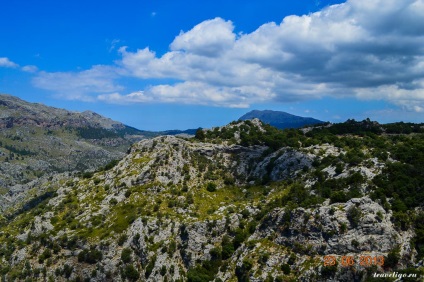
left=196, top=120, right=306, bottom=149
left=75, top=126, right=121, bottom=139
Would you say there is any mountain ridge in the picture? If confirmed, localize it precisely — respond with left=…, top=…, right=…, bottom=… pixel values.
left=0, top=94, right=127, bottom=130
left=0, top=94, right=147, bottom=200
left=239, top=109, right=324, bottom=129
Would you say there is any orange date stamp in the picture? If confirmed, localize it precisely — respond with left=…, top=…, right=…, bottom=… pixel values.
left=323, top=255, right=384, bottom=267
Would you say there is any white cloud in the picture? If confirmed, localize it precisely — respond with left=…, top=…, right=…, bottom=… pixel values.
left=0, top=57, right=19, bottom=68
left=108, top=39, right=121, bottom=53
left=97, top=81, right=271, bottom=108
left=33, top=0, right=424, bottom=110
left=33, top=65, right=123, bottom=101
left=21, top=65, right=38, bottom=73
left=170, top=18, right=236, bottom=57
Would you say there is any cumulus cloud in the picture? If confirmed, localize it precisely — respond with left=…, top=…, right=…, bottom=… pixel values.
left=98, top=81, right=274, bottom=108
left=33, top=65, right=123, bottom=101
left=35, top=0, right=424, bottom=110
left=0, top=57, right=39, bottom=73
left=170, top=18, right=236, bottom=57
left=0, top=57, right=19, bottom=68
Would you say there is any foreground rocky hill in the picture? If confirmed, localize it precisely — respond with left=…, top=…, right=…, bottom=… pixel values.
left=0, top=119, right=423, bottom=281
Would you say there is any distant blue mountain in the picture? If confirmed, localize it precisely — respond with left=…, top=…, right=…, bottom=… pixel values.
left=161, top=128, right=199, bottom=135
left=239, top=110, right=324, bottom=129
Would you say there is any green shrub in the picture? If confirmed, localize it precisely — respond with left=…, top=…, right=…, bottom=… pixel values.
left=160, top=265, right=167, bottom=276
left=321, top=264, right=337, bottom=278
left=221, top=235, right=234, bottom=260
left=340, top=222, right=347, bottom=233
left=206, top=182, right=217, bottom=192
left=259, top=253, right=269, bottom=265
left=330, top=191, right=347, bottom=203
left=281, top=263, right=291, bottom=275
left=63, top=264, right=73, bottom=278
left=125, top=190, right=131, bottom=198
left=335, top=163, right=344, bottom=175
left=77, top=249, right=103, bottom=264
left=104, top=159, right=119, bottom=171
left=117, top=234, right=127, bottom=246
left=347, top=206, right=362, bottom=227
left=82, top=171, right=94, bottom=179
left=123, top=264, right=139, bottom=281
left=385, top=246, right=400, bottom=269
left=121, top=248, right=132, bottom=263
left=145, top=255, right=156, bottom=278
left=224, top=176, right=235, bottom=185
left=38, top=249, right=52, bottom=263
left=187, top=265, right=213, bottom=282
left=235, top=259, right=253, bottom=282
left=233, top=228, right=247, bottom=249
left=209, top=247, right=222, bottom=261
left=288, top=254, right=296, bottom=265
left=168, top=240, right=177, bottom=255
left=195, top=129, right=205, bottom=140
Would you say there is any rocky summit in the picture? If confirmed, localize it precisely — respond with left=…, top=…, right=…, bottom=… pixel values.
left=0, top=118, right=423, bottom=281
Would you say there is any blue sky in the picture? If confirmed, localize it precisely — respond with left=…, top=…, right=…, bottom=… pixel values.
left=1, top=0, right=424, bottom=130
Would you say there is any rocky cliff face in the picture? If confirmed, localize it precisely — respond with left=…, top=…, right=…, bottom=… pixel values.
left=0, top=119, right=423, bottom=281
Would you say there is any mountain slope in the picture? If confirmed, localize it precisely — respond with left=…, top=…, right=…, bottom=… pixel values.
left=0, top=94, right=129, bottom=130
left=0, top=94, right=145, bottom=177
left=239, top=109, right=324, bottom=129
left=0, top=94, right=148, bottom=210
left=0, top=119, right=423, bottom=281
